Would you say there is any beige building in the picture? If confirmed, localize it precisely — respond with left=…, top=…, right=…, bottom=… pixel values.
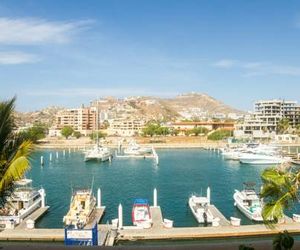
left=55, top=107, right=97, bottom=135
left=107, top=119, right=146, bottom=136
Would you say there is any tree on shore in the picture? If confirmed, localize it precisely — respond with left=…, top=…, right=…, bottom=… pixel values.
left=61, top=126, right=74, bottom=139
left=73, top=131, right=82, bottom=139
left=19, top=123, right=47, bottom=143
left=277, top=118, right=290, bottom=134
left=0, top=97, right=33, bottom=204
left=207, top=129, right=231, bottom=140
left=89, top=131, right=106, bottom=141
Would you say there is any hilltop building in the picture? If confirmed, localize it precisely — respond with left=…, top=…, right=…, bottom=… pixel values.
left=234, top=99, right=300, bottom=139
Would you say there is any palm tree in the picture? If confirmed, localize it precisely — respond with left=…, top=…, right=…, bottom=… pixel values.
left=260, top=167, right=299, bottom=223
left=0, top=97, right=33, bottom=204
left=276, top=118, right=290, bottom=134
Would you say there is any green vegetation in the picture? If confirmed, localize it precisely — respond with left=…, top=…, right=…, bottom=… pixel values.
left=273, top=230, right=294, bottom=250
left=207, top=129, right=231, bottom=140
left=0, top=97, right=33, bottom=203
left=89, top=131, right=107, bottom=140
left=19, top=123, right=47, bottom=143
left=61, top=126, right=74, bottom=139
left=260, top=167, right=298, bottom=224
left=185, top=127, right=209, bottom=136
left=142, top=123, right=170, bottom=137
left=277, top=118, right=290, bottom=134
left=73, top=131, right=82, bottom=139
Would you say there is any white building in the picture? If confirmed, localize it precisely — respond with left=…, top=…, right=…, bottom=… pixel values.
left=234, top=99, right=300, bottom=139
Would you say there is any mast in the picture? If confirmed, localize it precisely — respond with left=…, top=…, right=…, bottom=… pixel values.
left=96, top=101, right=99, bottom=147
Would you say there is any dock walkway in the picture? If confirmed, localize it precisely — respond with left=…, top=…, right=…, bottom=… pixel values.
left=150, top=206, right=163, bottom=229
left=84, top=207, right=105, bottom=229
left=208, top=205, right=230, bottom=226
left=16, top=206, right=49, bottom=229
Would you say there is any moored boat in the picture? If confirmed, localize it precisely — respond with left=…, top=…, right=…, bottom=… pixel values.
left=132, top=199, right=152, bottom=228
left=124, top=141, right=152, bottom=156
left=0, top=179, right=46, bottom=229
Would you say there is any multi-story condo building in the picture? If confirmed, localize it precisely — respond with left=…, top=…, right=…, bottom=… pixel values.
left=254, top=100, right=300, bottom=130
left=107, top=119, right=146, bottom=137
left=234, top=99, right=300, bottom=139
left=54, top=106, right=97, bottom=135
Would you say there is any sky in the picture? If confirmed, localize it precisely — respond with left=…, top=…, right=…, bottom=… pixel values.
left=0, top=0, right=300, bottom=112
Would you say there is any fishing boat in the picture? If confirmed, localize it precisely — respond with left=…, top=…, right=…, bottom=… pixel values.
left=188, top=187, right=214, bottom=224
left=63, top=189, right=96, bottom=229
left=124, top=140, right=152, bottom=156
left=233, top=182, right=263, bottom=221
left=132, top=199, right=152, bottom=228
left=0, top=179, right=46, bottom=229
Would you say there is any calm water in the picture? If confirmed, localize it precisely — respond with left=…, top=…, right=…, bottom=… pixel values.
left=25, top=148, right=297, bottom=228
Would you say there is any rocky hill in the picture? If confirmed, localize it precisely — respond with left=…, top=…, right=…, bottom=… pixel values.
left=15, top=93, right=244, bottom=126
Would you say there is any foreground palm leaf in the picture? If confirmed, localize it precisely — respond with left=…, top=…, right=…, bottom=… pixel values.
left=261, top=168, right=298, bottom=225
left=0, top=97, right=33, bottom=204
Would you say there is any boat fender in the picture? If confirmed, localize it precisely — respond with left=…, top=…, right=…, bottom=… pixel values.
left=234, top=202, right=237, bottom=206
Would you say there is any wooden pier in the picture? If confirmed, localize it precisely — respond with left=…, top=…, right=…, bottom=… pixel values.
left=84, top=207, right=106, bottom=229
left=16, top=206, right=49, bottom=229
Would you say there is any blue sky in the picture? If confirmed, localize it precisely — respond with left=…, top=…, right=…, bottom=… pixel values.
left=0, top=0, right=300, bottom=111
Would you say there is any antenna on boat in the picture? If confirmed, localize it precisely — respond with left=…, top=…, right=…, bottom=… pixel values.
left=90, top=176, right=95, bottom=194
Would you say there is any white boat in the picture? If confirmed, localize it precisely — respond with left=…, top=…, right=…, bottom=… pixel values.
left=132, top=199, right=152, bottom=228
left=63, top=189, right=96, bottom=229
left=0, top=179, right=46, bottom=229
left=233, top=182, right=263, bottom=221
left=239, top=153, right=290, bottom=165
left=84, top=145, right=111, bottom=162
left=124, top=141, right=152, bottom=156
left=188, top=187, right=214, bottom=224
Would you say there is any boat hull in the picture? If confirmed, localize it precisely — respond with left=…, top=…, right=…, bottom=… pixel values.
left=188, top=197, right=214, bottom=224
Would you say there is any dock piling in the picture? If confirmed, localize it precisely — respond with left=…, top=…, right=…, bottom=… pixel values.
left=118, top=204, right=123, bottom=229
left=207, top=187, right=211, bottom=205
left=40, top=156, right=44, bottom=166
left=153, top=188, right=158, bottom=207
left=56, top=151, right=59, bottom=159
left=49, top=153, right=52, bottom=162
left=97, top=188, right=101, bottom=208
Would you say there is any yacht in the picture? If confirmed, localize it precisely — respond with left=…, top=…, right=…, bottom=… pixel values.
left=0, top=179, right=46, bottom=229
left=188, top=187, right=214, bottom=224
left=132, top=199, right=152, bottom=228
left=84, top=145, right=111, bottom=162
left=124, top=141, right=152, bottom=156
left=233, top=183, right=263, bottom=221
left=63, top=189, right=96, bottom=229
left=239, top=153, right=290, bottom=165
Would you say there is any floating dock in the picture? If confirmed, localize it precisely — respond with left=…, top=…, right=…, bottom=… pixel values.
left=115, top=154, right=156, bottom=159
left=16, top=206, right=49, bottom=229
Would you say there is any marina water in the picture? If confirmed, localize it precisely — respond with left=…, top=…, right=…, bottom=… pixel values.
left=27, top=148, right=297, bottom=228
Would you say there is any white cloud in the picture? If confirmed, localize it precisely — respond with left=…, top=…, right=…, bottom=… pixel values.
left=0, top=18, right=93, bottom=45
left=0, top=51, right=39, bottom=64
left=213, top=58, right=300, bottom=76
left=212, top=59, right=236, bottom=68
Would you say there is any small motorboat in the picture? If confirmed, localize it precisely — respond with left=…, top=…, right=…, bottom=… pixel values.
left=124, top=141, right=152, bottom=156
left=188, top=187, right=214, bottom=224
left=132, top=199, right=152, bottom=228
left=233, top=182, right=263, bottom=222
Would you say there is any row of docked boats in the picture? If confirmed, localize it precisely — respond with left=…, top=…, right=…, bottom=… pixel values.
left=221, top=143, right=291, bottom=165
left=189, top=183, right=270, bottom=226
left=84, top=140, right=152, bottom=162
